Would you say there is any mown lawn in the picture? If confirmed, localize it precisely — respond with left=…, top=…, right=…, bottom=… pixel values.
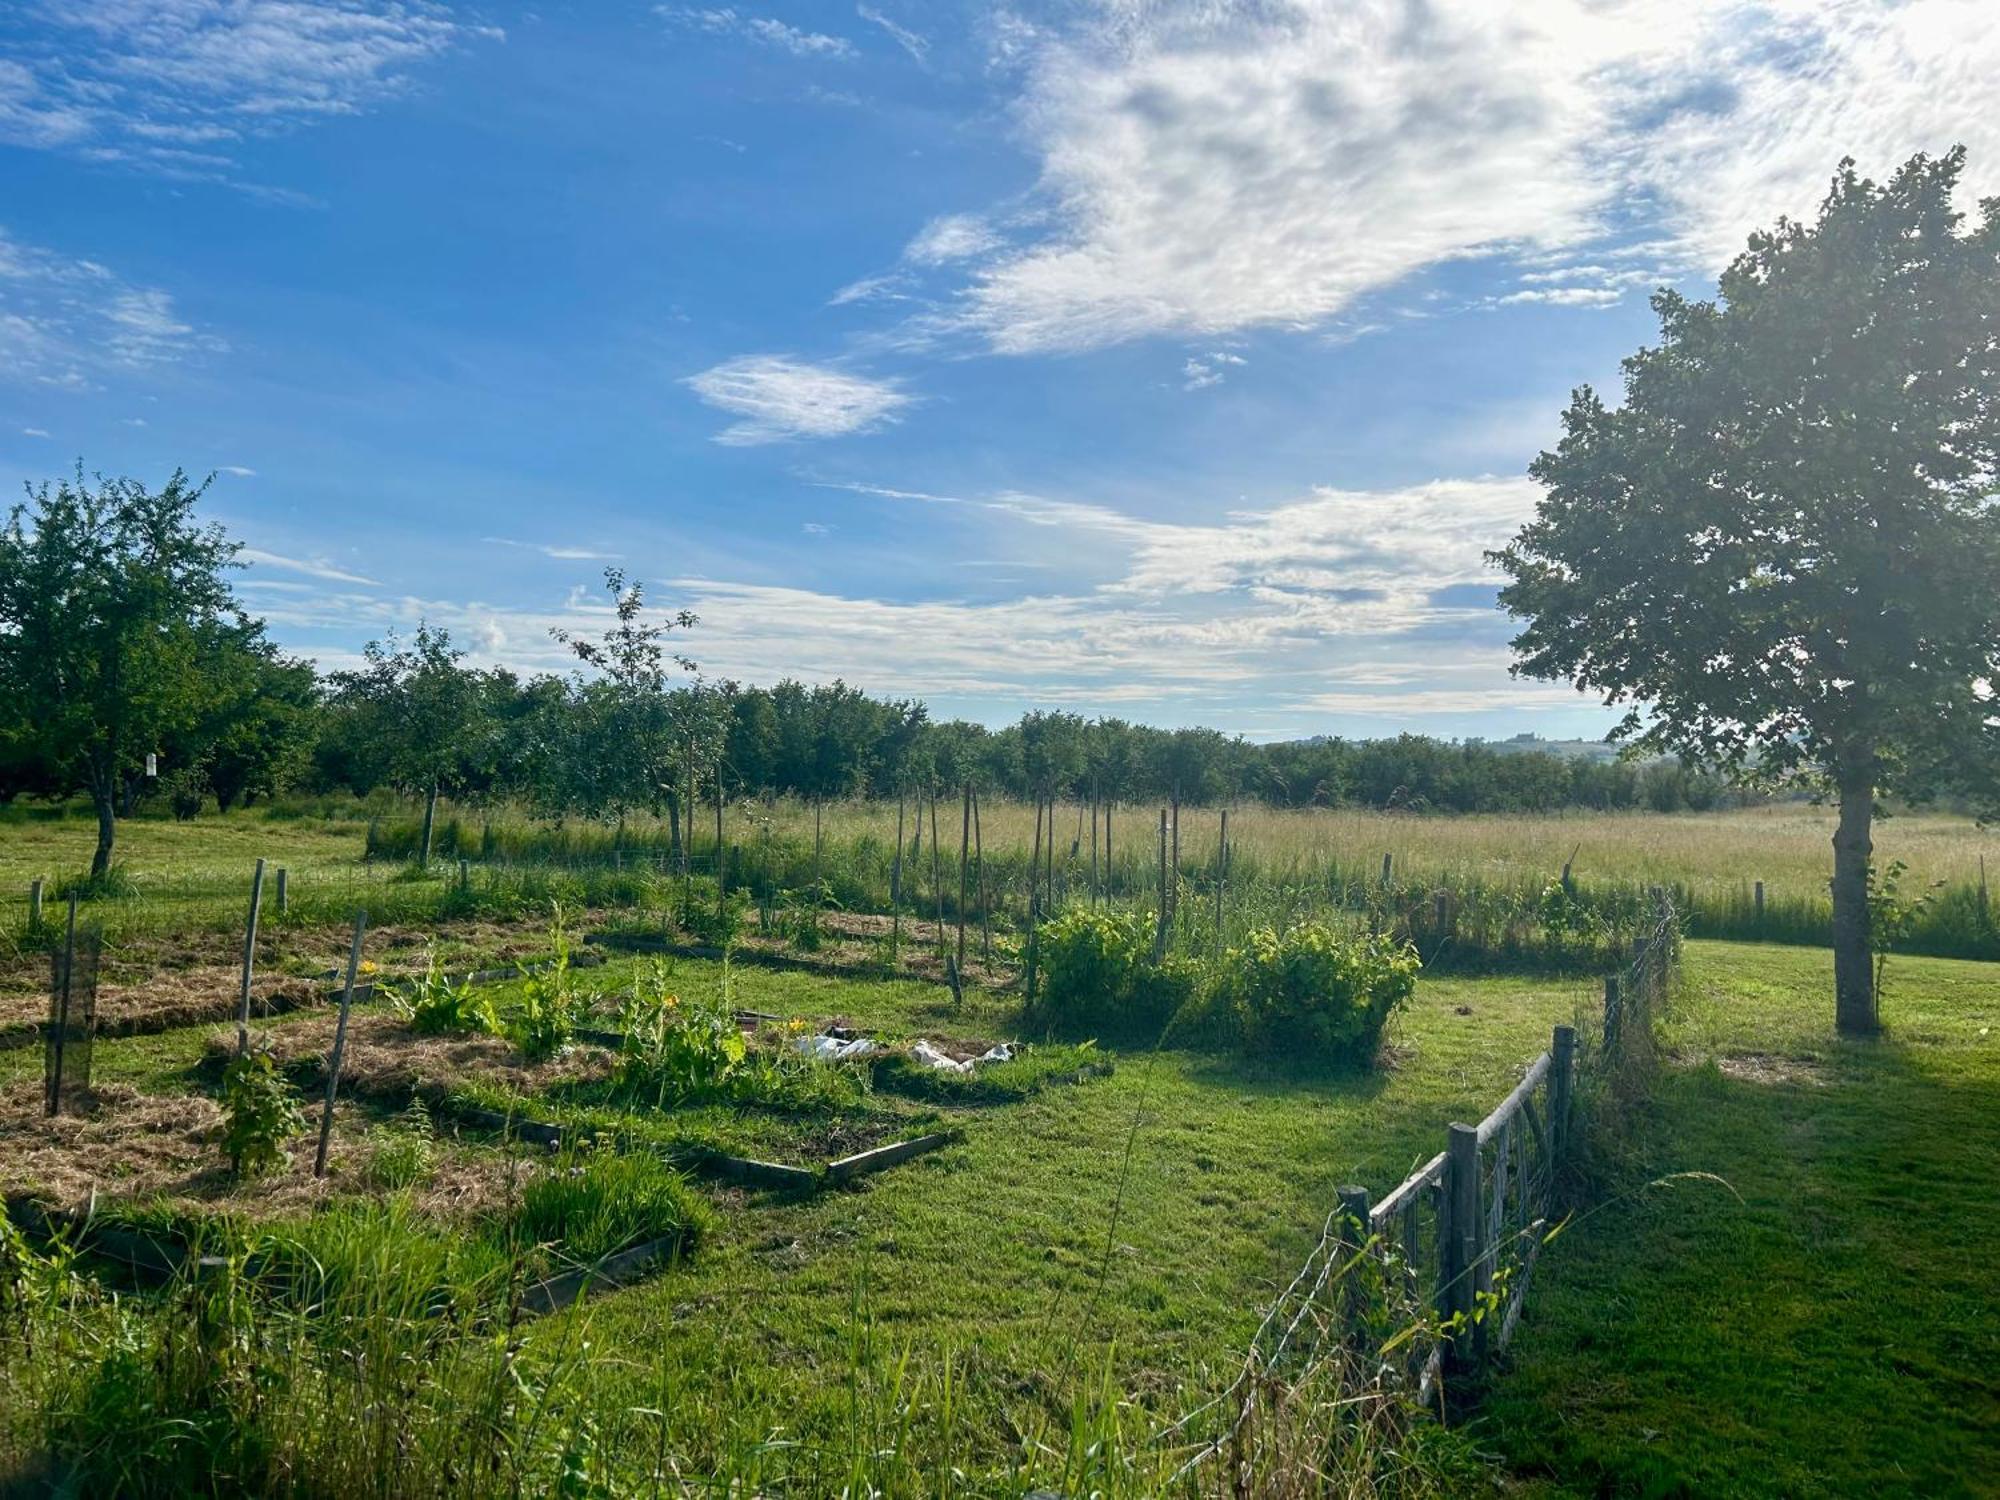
left=1486, top=940, right=2000, bottom=1499
left=5, top=948, right=1590, bottom=1487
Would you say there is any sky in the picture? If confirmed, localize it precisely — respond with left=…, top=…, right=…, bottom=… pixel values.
left=3, top=1, right=1997, bottom=743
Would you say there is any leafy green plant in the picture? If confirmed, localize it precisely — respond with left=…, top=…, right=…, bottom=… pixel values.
left=1865, top=859, right=1942, bottom=1002
left=1216, top=921, right=1419, bottom=1064
left=386, top=947, right=498, bottom=1036
left=1034, top=907, right=1196, bottom=1039
left=614, top=965, right=746, bottom=1106
left=219, top=1048, right=309, bottom=1177
left=508, top=905, right=592, bottom=1061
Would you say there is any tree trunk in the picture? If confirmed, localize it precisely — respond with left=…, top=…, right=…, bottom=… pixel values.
left=1831, top=770, right=1878, bottom=1035
left=419, top=782, right=439, bottom=870
left=90, top=782, right=117, bottom=880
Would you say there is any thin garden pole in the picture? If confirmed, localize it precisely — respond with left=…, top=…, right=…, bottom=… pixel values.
left=28, top=879, right=42, bottom=930
left=313, top=911, right=369, bottom=1178
left=929, top=791, right=945, bottom=961
left=957, top=784, right=971, bottom=974
left=46, top=894, right=78, bottom=1117
left=1090, top=788, right=1099, bottom=907
left=1105, top=798, right=1112, bottom=899
left=974, top=786, right=991, bottom=966
left=1155, top=807, right=1168, bottom=960
left=1215, top=808, right=1228, bottom=959
left=892, top=793, right=905, bottom=958
left=715, top=772, right=726, bottom=921
left=276, top=866, right=289, bottom=914
left=235, top=858, right=266, bottom=1056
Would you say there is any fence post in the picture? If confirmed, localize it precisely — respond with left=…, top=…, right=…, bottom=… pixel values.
left=1443, top=1121, right=1481, bottom=1373
left=1381, top=852, right=1393, bottom=887
left=275, top=867, right=289, bottom=915
left=28, top=879, right=43, bottom=930
left=1336, top=1184, right=1373, bottom=1345
left=313, top=911, right=368, bottom=1178
left=235, top=858, right=266, bottom=1056
left=1753, top=879, right=1764, bottom=922
left=1550, top=1025, right=1576, bottom=1158
left=458, top=858, right=470, bottom=893
left=1433, top=889, right=1449, bottom=929
left=1154, top=808, right=1169, bottom=961
left=1603, top=973, right=1621, bottom=1049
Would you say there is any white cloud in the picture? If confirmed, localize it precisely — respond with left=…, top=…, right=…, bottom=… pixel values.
left=238, top=546, right=379, bottom=586
left=1182, top=349, right=1246, bottom=390
left=685, top=355, right=913, bottom=444
left=216, top=464, right=256, bottom=476
left=661, top=8, right=854, bottom=59
left=484, top=536, right=622, bottom=561
left=1493, top=286, right=1622, bottom=308
left=21, top=426, right=50, bottom=438
left=928, top=0, right=2000, bottom=353
left=2, top=2, right=498, bottom=180
left=904, top=212, right=1001, bottom=265
left=857, top=5, right=927, bottom=63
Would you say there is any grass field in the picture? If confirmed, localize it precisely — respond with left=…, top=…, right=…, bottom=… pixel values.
left=4, top=795, right=1997, bottom=1493
left=1487, top=942, right=2000, bottom=1499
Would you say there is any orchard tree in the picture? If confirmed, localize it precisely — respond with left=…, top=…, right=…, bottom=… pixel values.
left=1492, top=150, right=2000, bottom=1035
left=0, top=467, right=247, bottom=879
left=332, top=623, right=489, bottom=867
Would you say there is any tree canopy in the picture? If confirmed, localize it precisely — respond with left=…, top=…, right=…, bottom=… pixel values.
left=1492, top=149, right=2000, bottom=1033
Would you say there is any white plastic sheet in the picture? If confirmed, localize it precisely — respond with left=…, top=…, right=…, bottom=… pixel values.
left=910, top=1040, right=1014, bottom=1074
left=795, top=1034, right=877, bottom=1060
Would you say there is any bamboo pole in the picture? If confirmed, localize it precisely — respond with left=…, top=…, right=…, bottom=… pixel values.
left=929, top=791, right=944, bottom=961
left=313, top=911, right=368, bottom=1178
left=974, top=787, right=991, bottom=966
left=892, top=792, right=905, bottom=958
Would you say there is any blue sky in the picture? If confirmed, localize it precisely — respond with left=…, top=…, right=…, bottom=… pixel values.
left=3, top=1, right=1996, bottom=741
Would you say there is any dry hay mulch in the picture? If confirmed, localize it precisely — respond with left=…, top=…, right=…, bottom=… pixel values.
left=1, top=1077, right=527, bottom=1225
left=209, top=1011, right=618, bottom=1108
left=1714, top=1050, right=1828, bottom=1087
left=0, top=966, right=322, bottom=1045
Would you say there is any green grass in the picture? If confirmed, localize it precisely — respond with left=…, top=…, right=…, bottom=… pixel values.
left=1484, top=941, right=2000, bottom=1498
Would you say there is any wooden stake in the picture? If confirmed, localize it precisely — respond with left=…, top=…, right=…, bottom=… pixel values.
left=1155, top=807, right=1169, bottom=960
left=956, top=784, right=971, bottom=974
left=1215, top=809, right=1228, bottom=959
left=28, top=879, right=42, bottom=929
left=1550, top=1025, right=1577, bottom=1157
left=974, top=787, right=991, bottom=966
left=1754, top=879, right=1765, bottom=921
left=1381, top=851, right=1393, bottom=887
left=313, top=911, right=368, bottom=1178
left=1444, top=1121, right=1480, bottom=1372
left=1105, top=799, right=1112, bottom=899
left=892, top=792, right=905, bottom=958
left=929, top=791, right=944, bottom=960
left=1089, top=791, right=1099, bottom=907
left=46, top=895, right=79, bottom=1117
left=275, top=866, right=289, bottom=914
left=235, top=858, right=266, bottom=1056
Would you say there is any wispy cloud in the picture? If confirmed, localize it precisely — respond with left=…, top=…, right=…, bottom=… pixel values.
left=685, top=355, right=913, bottom=445
left=484, top=536, right=622, bottom=561
left=1182, top=350, right=1245, bottom=391
left=21, top=426, right=50, bottom=438
left=238, top=546, right=379, bottom=587
left=216, top=464, right=256, bottom=477
left=0, top=2, right=500, bottom=186
left=904, top=212, right=1000, bottom=265
left=918, top=0, right=2000, bottom=353
left=857, top=5, right=927, bottom=63
left=0, top=228, right=217, bottom=387
left=659, top=8, right=854, bottom=59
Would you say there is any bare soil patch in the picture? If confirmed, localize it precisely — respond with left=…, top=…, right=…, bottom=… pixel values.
left=1715, top=1051, right=1828, bottom=1087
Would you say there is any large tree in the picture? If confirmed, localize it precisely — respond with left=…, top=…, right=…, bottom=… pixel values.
left=1492, top=150, right=2000, bottom=1034
left=0, top=467, right=248, bottom=878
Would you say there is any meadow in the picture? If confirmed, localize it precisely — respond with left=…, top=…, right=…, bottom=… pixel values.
left=2, top=798, right=1996, bottom=1494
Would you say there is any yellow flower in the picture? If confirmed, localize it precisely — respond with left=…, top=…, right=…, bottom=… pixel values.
left=359, top=959, right=379, bottom=974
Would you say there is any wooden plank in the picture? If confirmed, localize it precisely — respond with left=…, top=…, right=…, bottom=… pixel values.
left=520, top=1233, right=686, bottom=1315
left=1370, top=1150, right=1446, bottom=1226
left=825, top=1131, right=957, bottom=1183
left=1476, top=1051, right=1552, bottom=1145
left=704, top=1155, right=820, bottom=1191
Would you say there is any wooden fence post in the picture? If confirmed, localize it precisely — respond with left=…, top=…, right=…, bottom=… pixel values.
left=1214, top=809, right=1228, bottom=959
left=1433, top=889, right=1449, bottom=929
left=1550, top=1025, right=1576, bottom=1158
left=1336, top=1183, right=1373, bottom=1345
left=458, top=858, right=469, bottom=894
left=274, top=867, right=288, bottom=915
left=1381, top=852, right=1393, bottom=887
left=1155, top=808, right=1169, bottom=960
left=313, top=911, right=368, bottom=1178
left=235, top=858, right=266, bottom=1056
left=1444, top=1121, right=1481, bottom=1373
left=28, top=879, right=43, bottom=930
left=957, top=784, right=971, bottom=975
left=1753, top=879, right=1764, bottom=922
left=1603, top=974, right=1621, bottom=1049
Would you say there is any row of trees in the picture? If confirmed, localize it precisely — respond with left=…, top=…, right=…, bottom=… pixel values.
left=0, top=479, right=1735, bottom=880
